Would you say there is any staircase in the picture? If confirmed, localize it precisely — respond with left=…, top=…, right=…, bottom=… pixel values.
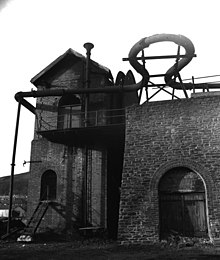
left=23, top=200, right=50, bottom=235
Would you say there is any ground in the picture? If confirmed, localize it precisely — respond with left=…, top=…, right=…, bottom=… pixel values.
left=1, top=239, right=220, bottom=260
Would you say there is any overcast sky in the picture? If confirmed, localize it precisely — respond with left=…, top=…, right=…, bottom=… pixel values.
left=1, top=0, right=220, bottom=177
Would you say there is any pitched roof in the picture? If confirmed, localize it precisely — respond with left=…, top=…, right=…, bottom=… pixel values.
left=30, top=48, right=113, bottom=86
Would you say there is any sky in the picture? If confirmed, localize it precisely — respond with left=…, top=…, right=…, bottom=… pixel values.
left=0, top=0, right=220, bottom=177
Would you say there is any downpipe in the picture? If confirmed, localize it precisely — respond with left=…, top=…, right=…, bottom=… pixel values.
left=7, top=102, right=21, bottom=235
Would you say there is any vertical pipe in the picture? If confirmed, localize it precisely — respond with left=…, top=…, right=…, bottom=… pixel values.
left=83, top=42, right=94, bottom=127
left=83, top=42, right=94, bottom=227
left=7, top=102, right=21, bottom=234
left=83, top=146, right=88, bottom=227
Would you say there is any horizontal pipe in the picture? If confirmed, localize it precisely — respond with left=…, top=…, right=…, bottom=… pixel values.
left=15, top=83, right=142, bottom=99
left=14, top=34, right=220, bottom=113
left=14, top=82, right=143, bottom=114
left=15, top=81, right=220, bottom=114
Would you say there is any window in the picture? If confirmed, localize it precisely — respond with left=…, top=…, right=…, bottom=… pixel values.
left=57, top=95, right=81, bottom=129
left=40, top=170, right=57, bottom=201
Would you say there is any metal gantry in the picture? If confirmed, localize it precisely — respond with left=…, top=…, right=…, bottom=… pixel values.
left=123, top=46, right=197, bottom=102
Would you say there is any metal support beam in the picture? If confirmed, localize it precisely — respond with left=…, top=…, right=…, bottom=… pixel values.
left=177, top=73, right=188, bottom=98
left=148, top=84, right=180, bottom=102
left=122, top=54, right=197, bottom=61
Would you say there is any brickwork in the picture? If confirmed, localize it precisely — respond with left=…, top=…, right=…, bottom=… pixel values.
left=27, top=138, right=108, bottom=233
left=27, top=55, right=110, bottom=234
left=118, top=95, right=220, bottom=245
left=27, top=139, right=67, bottom=232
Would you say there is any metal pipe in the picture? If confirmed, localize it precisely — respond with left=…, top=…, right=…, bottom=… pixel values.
left=83, top=42, right=94, bottom=126
left=15, top=84, right=141, bottom=99
left=83, top=146, right=88, bottom=227
left=15, top=81, right=220, bottom=114
left=83, top=43, right=94, bottom=227
left=14, top=34, right=220, bottom=115
left=14, top=83, right=142, bottom=114
left=163, top=34, right=195, bottom=89
left=128, top=34, right=196, bottom=90
left=7, top=101, right=21, bottom=235
left=14, top=37, right=149, bottom=113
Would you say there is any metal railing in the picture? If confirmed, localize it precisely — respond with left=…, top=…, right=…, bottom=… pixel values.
left=37, top=108, right=125, bottom=132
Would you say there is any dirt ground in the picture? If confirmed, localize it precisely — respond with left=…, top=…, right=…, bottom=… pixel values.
left=1, top=239, right=220, bottom=260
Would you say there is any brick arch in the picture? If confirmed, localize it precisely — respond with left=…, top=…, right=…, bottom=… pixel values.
left=39, top=165, right=61, bottom=179
left=37, top=165, right=62, bottom=196
left=58, top=94, right=81, bottom=106
left=149, top=159, right=215, bottom=203
left=149, top=159, right=216, bottom=240
left=40, top=169, right=57, bottom=201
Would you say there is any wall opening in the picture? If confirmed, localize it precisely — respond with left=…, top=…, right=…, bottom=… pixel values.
left=57, top=94, right=81, bottom=129
left=159, top=167, right=208, bottom=239
left=40, top=170, right=57, bottom=201
left=107, top=141, right=124, bottom=239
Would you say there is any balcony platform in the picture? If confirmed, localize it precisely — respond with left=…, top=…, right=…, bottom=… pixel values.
left=37, top=123, right=125, bottom=146
left=37, top=108, right=125, bottom=146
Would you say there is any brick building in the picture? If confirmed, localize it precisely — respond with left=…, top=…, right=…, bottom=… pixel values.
left=27, top=48, right=137, bottom=238
left=118, top=93, right=220, bottom=244
left=25, top=43, right=220, bottom=244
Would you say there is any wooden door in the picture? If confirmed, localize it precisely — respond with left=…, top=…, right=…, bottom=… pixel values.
left=183, top=193, right=207, bottom=237
left=159, top=192, right=207, bottom=238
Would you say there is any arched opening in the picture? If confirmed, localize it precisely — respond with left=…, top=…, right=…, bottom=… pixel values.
left=159, top=167, right=208, bottom=239
left=57, top=94, right=81, bottom=129
left=40, top=170, right=57, bottom=201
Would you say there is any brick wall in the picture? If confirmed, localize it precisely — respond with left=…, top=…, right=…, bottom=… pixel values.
left=27, top=59, right=110, bottom=234
left=118, top=94, right=220, bottom=245
left=27, top=138, right=108, bottom=233
left=27, top=139, right=68, bottom=232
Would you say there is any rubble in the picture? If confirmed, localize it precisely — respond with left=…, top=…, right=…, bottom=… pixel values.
left=160, top=233, right=213, bottom=248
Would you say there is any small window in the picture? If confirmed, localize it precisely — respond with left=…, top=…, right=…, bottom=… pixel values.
left=40, top=170, right=57, bottom=201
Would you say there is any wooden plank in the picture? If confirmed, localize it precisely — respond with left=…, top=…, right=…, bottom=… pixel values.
left=160, top=192, right=207, bottom=238
left=160, top=197, right=183, bottom=235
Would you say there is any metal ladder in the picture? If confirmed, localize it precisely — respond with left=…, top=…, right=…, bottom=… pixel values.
left=23, top=200, right=50, bottom=235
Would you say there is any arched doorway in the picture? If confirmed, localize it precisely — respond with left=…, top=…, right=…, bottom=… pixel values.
left=57, top=94, right=81, bottom=129
left=159, top=167, right=208, bottom=239
left=40, top=170, right=57, bottom=201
